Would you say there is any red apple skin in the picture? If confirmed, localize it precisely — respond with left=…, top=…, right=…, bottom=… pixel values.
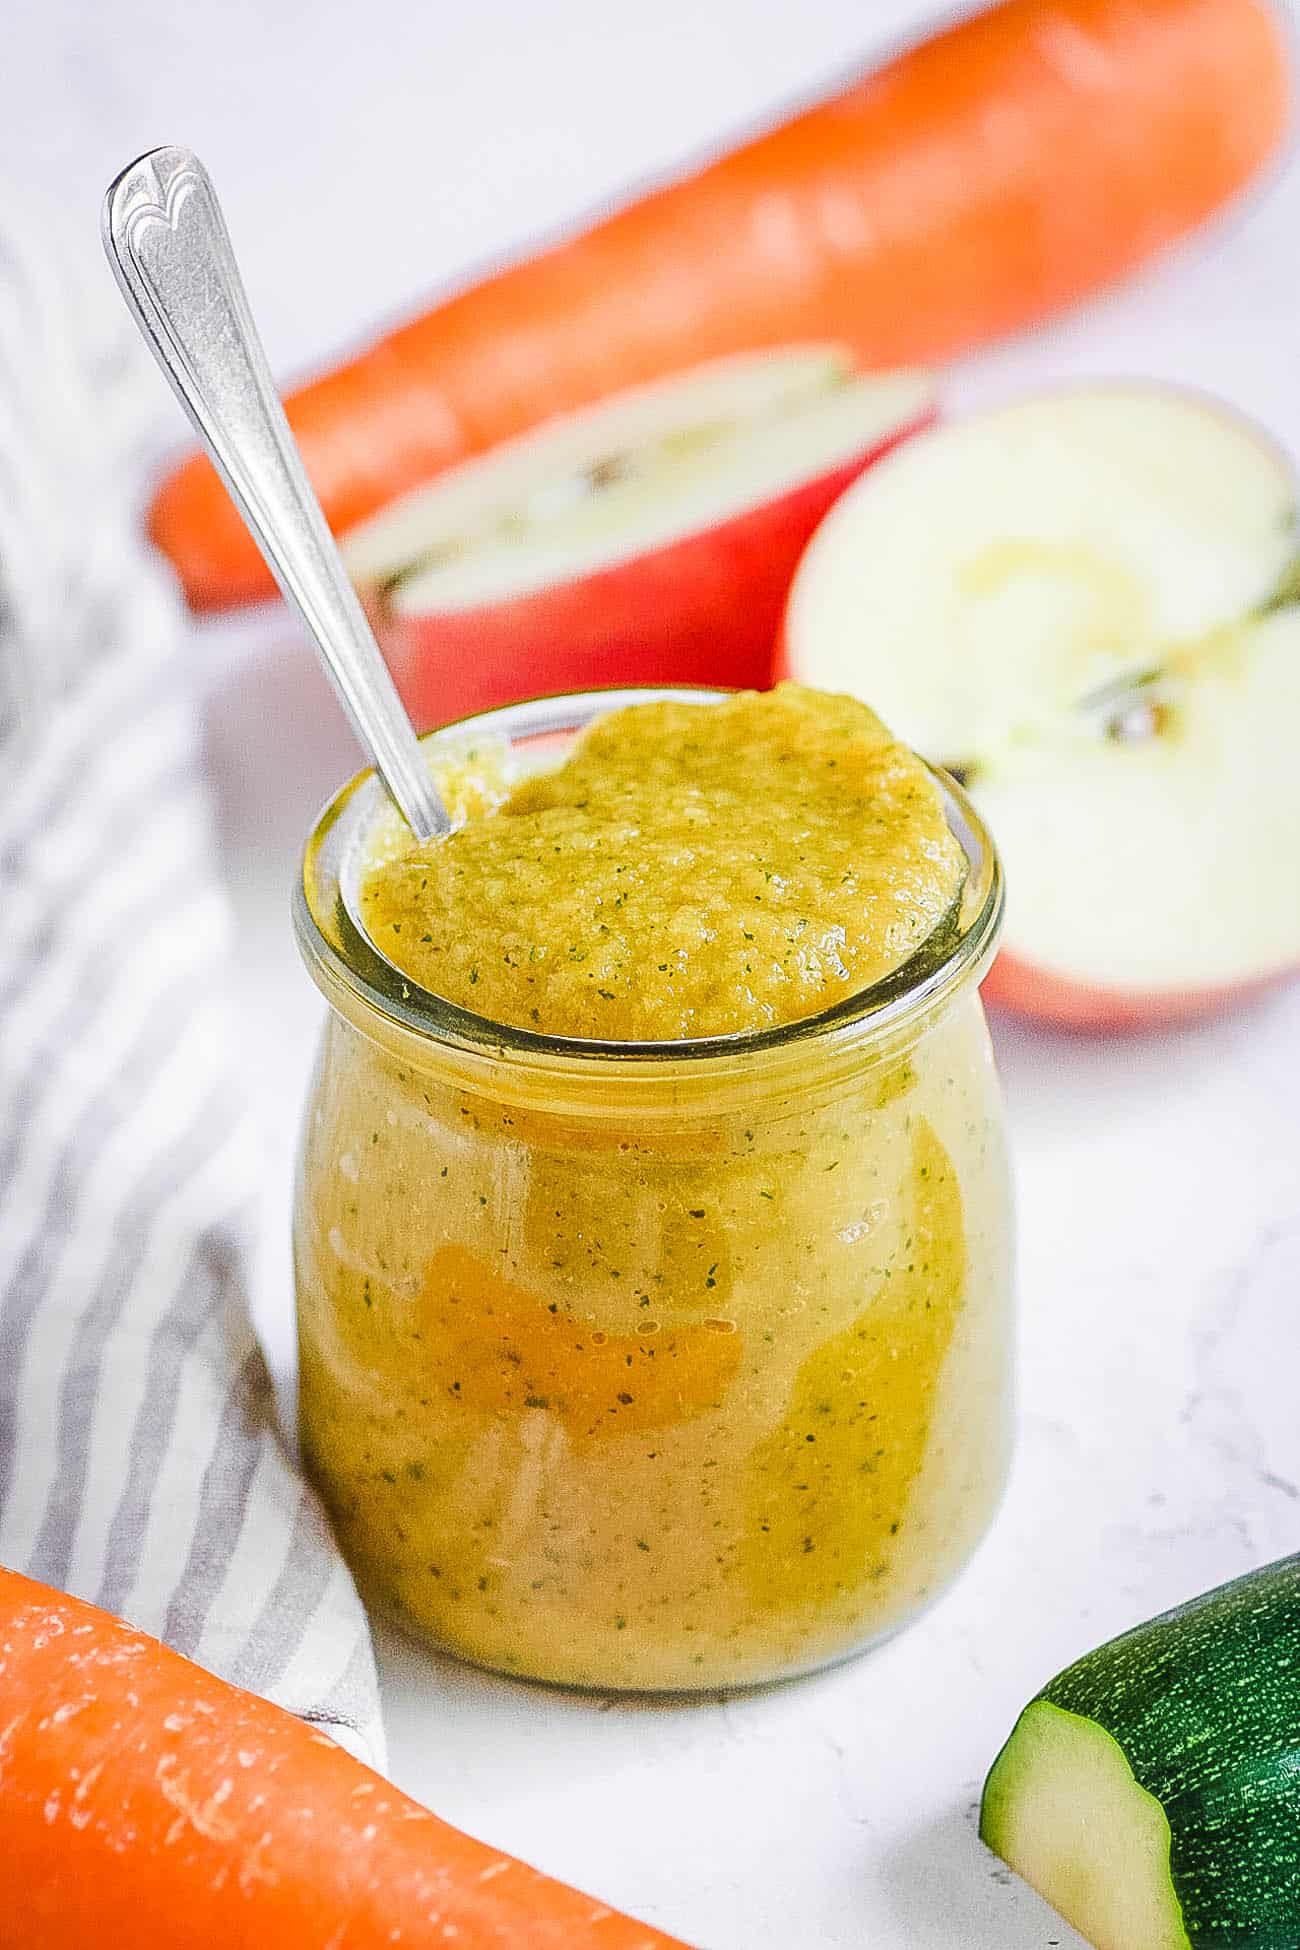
left=981, top=949, right=1293, bottom=1032
left=376, top=409, right=934, bottom=730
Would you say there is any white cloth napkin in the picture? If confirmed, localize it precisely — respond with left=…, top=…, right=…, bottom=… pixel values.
left=0, top=212, right=384, bottom=1767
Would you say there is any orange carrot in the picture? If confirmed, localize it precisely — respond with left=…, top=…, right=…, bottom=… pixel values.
left=149, top=0, right=1289, bottom=611
left=0, top=1566, right=692, bottom=1949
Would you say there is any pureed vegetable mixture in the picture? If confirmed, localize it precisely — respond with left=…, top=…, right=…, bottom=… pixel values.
left=296, top=686, right=1014, bottom=1687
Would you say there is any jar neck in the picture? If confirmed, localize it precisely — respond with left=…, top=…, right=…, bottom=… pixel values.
left=304, top=935, right=996, bottom=1124
left=295, top=686, right=1005, bottom=1119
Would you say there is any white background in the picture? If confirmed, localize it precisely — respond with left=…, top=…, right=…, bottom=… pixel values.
left=12, top=3, right=1300, bottom=1945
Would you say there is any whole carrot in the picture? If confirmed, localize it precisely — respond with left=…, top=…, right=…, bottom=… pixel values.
left=0, top=1567, right=691, bottom=1949
left=148, top=0, right=1289, bottom=611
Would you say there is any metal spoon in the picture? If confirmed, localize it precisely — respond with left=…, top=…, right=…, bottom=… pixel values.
left=103, top=145, right=450, bottom=843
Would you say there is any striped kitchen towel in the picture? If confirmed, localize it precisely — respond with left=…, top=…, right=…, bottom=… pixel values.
left=0, top=211, right=383, bottom=1766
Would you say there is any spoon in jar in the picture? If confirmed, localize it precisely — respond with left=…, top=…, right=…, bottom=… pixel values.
left=103, top=145, right=451, bottom=844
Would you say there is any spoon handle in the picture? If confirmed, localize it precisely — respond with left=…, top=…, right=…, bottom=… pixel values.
left=103, top=145, right=449, bottom=841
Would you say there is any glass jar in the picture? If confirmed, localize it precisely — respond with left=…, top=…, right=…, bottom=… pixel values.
left=294, top=689, right=1014, bottom=1691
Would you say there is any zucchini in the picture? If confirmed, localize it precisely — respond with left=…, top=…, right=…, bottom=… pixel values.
left=980, top=1553, right=1300, bottom=1949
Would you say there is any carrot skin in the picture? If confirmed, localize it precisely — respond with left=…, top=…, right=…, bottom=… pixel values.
left=0, top=1568, right=692, bottom=1949
left=147, top=0, right=1290, bottom=612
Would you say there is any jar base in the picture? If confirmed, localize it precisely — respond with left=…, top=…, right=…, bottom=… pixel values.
left=364, top=1496, right=1006, bottom=1702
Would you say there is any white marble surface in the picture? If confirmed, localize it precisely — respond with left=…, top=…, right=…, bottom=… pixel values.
left=15, top=0, right=1300, bottom=1942
left=207, top=623, right=1300, bottom=1950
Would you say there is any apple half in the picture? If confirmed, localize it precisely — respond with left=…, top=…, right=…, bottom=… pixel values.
left=781, top=386, right=1300, bottom=1029
left=345, top=348, right=934, bottom=729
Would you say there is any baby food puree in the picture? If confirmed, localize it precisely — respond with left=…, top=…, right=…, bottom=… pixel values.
left=360, top=684, right=966, bottom=1039
left=296, top=684, right=1012, bottom=1688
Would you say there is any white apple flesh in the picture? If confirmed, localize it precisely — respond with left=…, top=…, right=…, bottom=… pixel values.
left=781, top=386, right=1300, bottom=1028
left=343, top=348, right=934, bottom=728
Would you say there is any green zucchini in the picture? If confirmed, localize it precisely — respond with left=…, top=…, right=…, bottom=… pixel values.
left=980, top=1554, right=1300, bottom=1949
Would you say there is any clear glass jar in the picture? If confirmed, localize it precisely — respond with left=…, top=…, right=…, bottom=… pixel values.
left=294, top=689, right=1014, bottom=1691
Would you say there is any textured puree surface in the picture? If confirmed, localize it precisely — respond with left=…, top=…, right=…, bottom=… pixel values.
left=359, top=683, right=966, bottom=1040
left=299, top=685, right=1012, bottom=1688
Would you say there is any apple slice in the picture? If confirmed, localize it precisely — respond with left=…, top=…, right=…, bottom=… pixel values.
left=344, top=348, right=934, bottom=728
left=781, top=386, right=1300, bottom=1029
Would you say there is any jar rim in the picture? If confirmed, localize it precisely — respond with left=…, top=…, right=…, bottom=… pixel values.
left=294, top=685, right=1004, bottom=1076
